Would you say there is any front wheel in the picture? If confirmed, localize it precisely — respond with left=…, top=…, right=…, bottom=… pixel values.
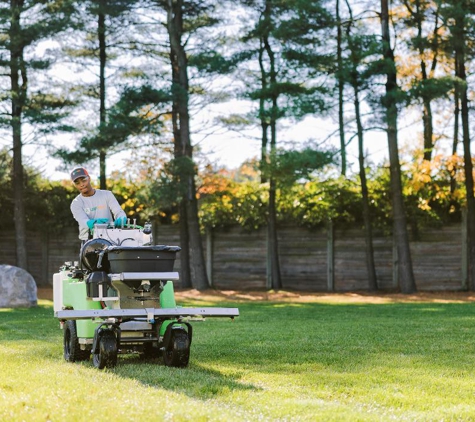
left=163, top=330, right=190, bottom=368
left=92, top=330, right=118, bottom=369
left=63, top=320, right=90, bottom=362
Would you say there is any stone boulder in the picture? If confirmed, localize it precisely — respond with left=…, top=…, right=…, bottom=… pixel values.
left=0, top=265, right=37, bottom=308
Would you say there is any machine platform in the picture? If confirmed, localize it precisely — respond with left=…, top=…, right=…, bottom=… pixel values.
left=56, top=307, right=240, bottom=320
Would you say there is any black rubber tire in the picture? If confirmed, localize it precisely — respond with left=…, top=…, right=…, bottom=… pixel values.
left=92, top=330, right=118, bottom=369
left=163, top=330, right=190, bottom=368
left=63, top=320, right=90, bottom=362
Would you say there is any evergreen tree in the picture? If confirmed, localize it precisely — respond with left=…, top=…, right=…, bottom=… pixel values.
left=336, top=0, right=347, bottom=176
left=134, top=0, right=234, bottom=289
left=380, top=0, right=417, bottom=293
left=342, top=1, right=380, bottom=290
left=235, top=0, right=333, bottom=290
left=438, top=0, right=475, bottom=290
left=0, top=0, right=76, bottom=269
left=157, top=0, right=223, bottom=290
left=399, top=0, right=452, bottom=162
left=54, top=0, right=140, bottom=189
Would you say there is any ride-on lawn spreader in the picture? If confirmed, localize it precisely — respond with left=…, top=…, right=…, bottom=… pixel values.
left=53, top=221, right=239, bottom=369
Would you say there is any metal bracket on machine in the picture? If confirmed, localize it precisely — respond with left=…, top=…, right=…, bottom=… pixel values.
left=109, top=272, right=180, bottom=282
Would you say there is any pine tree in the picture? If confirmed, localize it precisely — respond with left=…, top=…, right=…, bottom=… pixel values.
left=439, top=0, right=475, bottom=290
left=399, top=0, right=452, bottom=162
left=380, top=0, right=417, bottom=293
left=159, top=0, right=220, bottom=290
left=54, top=0, right=139, bottom=189
left=0, top=0, right=76, bottom=269
left=235, top=0, right=333, bottom=290
left=342, top=2, right=380, bottom=291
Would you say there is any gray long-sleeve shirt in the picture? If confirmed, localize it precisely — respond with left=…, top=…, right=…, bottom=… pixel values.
left=70, top=189, right=127, bottom=240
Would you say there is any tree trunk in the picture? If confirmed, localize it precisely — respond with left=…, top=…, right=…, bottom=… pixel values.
left=461, top=90, right=475, bottom=290
left=258, top=40, right=269, bottom=184
left=10, top=0, right=27, bottom=270
left=169, top=19, right=191, bottom=290
left=417, top=1, right=435, bottom=162
left=336, top=0, right=346, bottom=176
left=451, top=58, right=460, bottom=195
left=354, top=86, right=378, bottom=291
left=454, top=5, right=475, bottom=290
left=422, top=98, right=434, bottom=162
left=381, top=0, right=417, bottom=293
left=98, top=1, right=107, bottom=190
left=178, top=201, right=191, bottom=288
left=169, top=44, right=191, bottom=288
left=262, top=0, right=282, bottom=291
left=267, top=176, right=282, bottom=290
left=258, top=29, right=281, bottom=288
left=166, top=0, right=208, bottom=290
left=345, top=0, right=377, bottom=290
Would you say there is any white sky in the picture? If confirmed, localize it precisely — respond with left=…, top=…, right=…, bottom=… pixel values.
left=13, top=3, right=464, bottom=183
left=24, top=103, right=451, bottom=182
left=26, top=112, right=390, bottom=182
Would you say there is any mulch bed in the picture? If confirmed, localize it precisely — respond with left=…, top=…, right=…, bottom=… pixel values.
left=37, top=287, right=475, bottom=303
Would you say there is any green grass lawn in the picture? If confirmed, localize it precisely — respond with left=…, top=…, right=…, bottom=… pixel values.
left=1, top=294, right=475, bottom=421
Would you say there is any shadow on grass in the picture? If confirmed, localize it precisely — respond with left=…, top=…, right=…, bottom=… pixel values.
left=113, top=355, right=259, bottom=398
left=3, top=300, right=475, bottom=399
left=0, top=304, right=259, bottom=400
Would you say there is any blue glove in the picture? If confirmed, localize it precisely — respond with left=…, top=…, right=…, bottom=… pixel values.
left=87, top=218, right=109, bottom=230
left=114, top=216, right=127, bottom=228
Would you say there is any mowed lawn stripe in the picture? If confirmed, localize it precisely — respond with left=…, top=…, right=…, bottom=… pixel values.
left=0, top=297, right=474, bottom=421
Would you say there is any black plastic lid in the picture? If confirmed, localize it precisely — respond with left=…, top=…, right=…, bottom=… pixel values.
left=107, top=245, right=181, bottom=255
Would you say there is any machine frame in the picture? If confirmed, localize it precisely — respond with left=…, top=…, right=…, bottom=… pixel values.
left=53, top=222, right=239, bottom=369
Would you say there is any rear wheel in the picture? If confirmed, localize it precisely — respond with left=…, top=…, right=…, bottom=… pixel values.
left=92, top=330, right=118, bottom=369
left=163, top=330, right=190, bottom=368
left=63, top=320, right=90, bottom=362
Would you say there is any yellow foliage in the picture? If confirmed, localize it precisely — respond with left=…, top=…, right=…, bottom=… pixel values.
left=123, top=198, right=135, bottom=209
left=418, top=197, right=431, bottom=211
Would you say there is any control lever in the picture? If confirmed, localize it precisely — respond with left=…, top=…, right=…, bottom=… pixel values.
left=97, top=249, right=108, bottom=269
